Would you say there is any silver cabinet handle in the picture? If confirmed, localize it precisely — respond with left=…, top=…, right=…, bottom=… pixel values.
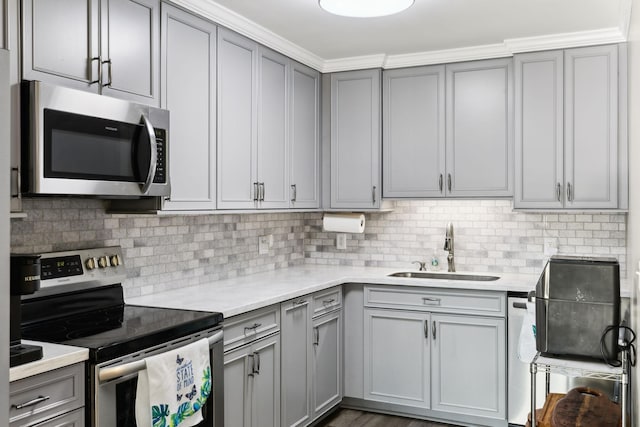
left=248, top=354, right=255, bottom=377
left=439, top=174, right=443, bottom=193
left=513, top=302, right=528, bottom=309
left=556, top=183, right=561, bottom=202
left=102, top=59, right=113, bottom=87
left=11, top=167, right=21, bottom=199
left=567, top=182, right=573, bottom=202
left=243, top=323, right=262, bottom=333
left=314, top=326, right=320, bottom=346
left=322, top=298, right=336, bottom=306
left=447, top=174, right=452, bottom=192
left=139, top=113, right=158, bottom=195
left=12, top=395, right=50, bottom=410
left=422, top=297, right=441, bottom=306
left=293, top=299, right=308, bottom=307
left=259, top=182, right=265, bottom=201
left=291, top=184, right=297, bottom=202
left=253, top=182, right=259, bottom=202
left=424, top=320, right=429, bottom=339
left=254, top=351, right=261, bottom=374
left=90, top=56, right=102, bottom=85
left=432, top=320, right=436, bottom=340
left=372, top=186, right=377, bottom=204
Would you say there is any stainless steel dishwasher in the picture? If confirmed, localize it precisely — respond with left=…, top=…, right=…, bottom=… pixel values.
left=507, top=293, right=567, bottom=426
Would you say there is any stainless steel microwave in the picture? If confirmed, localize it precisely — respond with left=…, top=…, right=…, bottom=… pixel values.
left=21, top=80, right=170, bottom=198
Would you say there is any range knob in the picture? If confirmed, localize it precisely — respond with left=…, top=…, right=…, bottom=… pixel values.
left=98, top=256, right=109, bottom=269
left=85, top=257, right=97, bottom=270
left=110, top=255, right=120, bottom=267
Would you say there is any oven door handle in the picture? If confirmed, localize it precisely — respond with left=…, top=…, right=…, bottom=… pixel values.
left=98, top=330, right=223, bottom=383
left=140, top=113, right=158, bottom=195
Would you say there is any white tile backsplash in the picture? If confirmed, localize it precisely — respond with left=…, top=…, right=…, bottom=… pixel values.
left=11, top=199, right=627, bottom=296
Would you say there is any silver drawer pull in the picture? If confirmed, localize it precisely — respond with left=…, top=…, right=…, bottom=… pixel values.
left=322, top=298, right=336, bottom=305
left=293, top=299, right=308, bottom=306
left=244, top=323, right=262, bottom=333
left=12, top=395, right=50, bottom=410
left=422, top=297, right=441, bottom=305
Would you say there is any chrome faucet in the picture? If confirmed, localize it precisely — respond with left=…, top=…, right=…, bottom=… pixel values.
left=443, top=222, right=455, bottom=272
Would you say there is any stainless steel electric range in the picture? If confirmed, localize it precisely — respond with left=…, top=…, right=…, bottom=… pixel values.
left=20, top=246, right=224, bottom=427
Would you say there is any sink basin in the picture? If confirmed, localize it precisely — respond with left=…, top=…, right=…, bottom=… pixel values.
left=388, top=272, right=500, bottom=281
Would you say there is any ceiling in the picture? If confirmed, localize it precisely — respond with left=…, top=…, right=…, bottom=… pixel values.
left=175, top=0, right=631, bottom=72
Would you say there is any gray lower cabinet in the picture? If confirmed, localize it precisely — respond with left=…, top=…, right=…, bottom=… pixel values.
left=159, top=3, right=216, bottom=211
left=514, top=44, right=625, bottom=209
left=330, top=69, right=382, bottom=209
left=356, top=285, right=507, bottom=427
left=363, top=308, right=430, bottom=409
left=10, top=363, right=85, bottom=427
left=224, top=334, right=281, bottom=427
left=445, top=58, right=513, bottom=197
left=22, top=0, right=160, bottom=106
left=281, top=287, right=343, bottom=427
left=382, top=65, right=446, bottom=198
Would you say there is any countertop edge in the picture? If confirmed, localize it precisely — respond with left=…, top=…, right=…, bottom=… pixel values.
left=10, top=341, right=89, bottom=382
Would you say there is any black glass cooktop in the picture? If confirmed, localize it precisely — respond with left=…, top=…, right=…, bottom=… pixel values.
left=21, top=285, right=223, bottom=363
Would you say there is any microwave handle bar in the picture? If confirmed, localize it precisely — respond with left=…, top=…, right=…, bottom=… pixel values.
left=140, top=113, right=158, bottom=195
left=97, top=330, right=223, bottom=383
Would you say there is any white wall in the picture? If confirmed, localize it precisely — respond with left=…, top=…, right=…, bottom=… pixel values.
left=626, top=0, right=640, bottom=418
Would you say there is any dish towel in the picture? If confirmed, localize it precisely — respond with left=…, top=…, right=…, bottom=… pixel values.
left=135, top=338, right=211, bottom=427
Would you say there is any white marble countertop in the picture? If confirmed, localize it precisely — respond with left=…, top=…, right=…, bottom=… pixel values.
left=127, top=265, right=542, bottom=318
left=10, top=341, right=89, bottom=382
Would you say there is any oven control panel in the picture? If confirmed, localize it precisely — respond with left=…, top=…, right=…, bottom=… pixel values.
left=32, top=247, right=127, bottom=296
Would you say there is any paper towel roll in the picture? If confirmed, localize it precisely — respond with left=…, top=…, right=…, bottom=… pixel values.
left=322, top=213, right=365, bottom=233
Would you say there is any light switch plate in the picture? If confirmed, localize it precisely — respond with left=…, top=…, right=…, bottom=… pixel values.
left=259, top=236, right=270, bottom=255
left=336, top=233, right=347, bottom=250
left=544, top=237, right=558, bottom=256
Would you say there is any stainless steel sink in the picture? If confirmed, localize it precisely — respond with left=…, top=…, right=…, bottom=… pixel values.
left=388, top=272, right=500, bottom=281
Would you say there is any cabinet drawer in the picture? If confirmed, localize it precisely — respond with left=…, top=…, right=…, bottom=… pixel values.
left=312, top=287, right=342, bottom=317
left=364, top=286, right=506, bottom=316
left=10, top=363, right=85, bottom=427
left=224, top=305, right=280, bottom=351
left=32, top=407, right=85, bottom=427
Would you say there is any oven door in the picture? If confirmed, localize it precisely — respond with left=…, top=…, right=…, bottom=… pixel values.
left=23, top=80, right=170, bottom=198
left=92, top=328, right=223, bottom=427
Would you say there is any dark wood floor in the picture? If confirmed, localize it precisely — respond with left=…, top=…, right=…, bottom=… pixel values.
left=316, top=409, right=460, bottom=427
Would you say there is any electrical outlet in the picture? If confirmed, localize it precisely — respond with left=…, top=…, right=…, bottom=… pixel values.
left=336, top=233, right=347, bottom=250
left=544, top=237, right=558, bottom=256
left=259, top=236, right=270, bottom=255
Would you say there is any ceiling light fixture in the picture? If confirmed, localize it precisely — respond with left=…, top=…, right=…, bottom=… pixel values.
left=318, top=0, right=414, bottom=18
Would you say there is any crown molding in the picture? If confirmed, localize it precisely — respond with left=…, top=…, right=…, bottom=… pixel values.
left=174, top=0, right=630, bottom=74
left=171, top=0, right=325, bottom=71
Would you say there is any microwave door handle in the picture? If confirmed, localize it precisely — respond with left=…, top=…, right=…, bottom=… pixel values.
left=140, top=113, right=157, bottom=195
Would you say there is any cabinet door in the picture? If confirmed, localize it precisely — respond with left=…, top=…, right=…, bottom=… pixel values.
left=224, top=345, right=252, bottom=427
left=431, top=314, right=506, bottom=420
left=289, top=62, right=320, bottom=208
left=565, top=45, right=618, bottom=209
left=281, top=299, right=312, bottom=427
left=331, top=69, right=381, bottom=209
left=445, top=58, right=513, bottom=197
left=22, top=0, right=100, bottom=90
left=0, top=0, right=5, bottom=49
left=363, top=308, right=430, bottom=409
left=100, top=0, right=160, bottom=105
left=257, top=47, right=289, bottom=209
left=514, top=50, right=564, bottom=209
left=251, top=334, right=280, bottom=427
left=217, top=28, right=258, bottom=209
left=26, top=408, right=85, bottom=426
left=312, top=310, right=342, bottom=418
left=383, top=65, right=445, bottom=198
left=160, top=4, right=216, bottom=211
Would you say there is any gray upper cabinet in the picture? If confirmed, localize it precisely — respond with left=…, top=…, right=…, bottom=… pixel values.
left=217, top=28, right=258, bottom=209
left=445, top=58, right=513, bottom=197
left=515, top=44, right=624, bottom=209
left=331, top=69, right=381, bottom=209
left=383, top=65, right=445, bottom=198
left=257, top=47, right=289, bottom=209
left=565, top=45, right=619, bottom=209
left=290, top=62, right=320, bottom=208
left=160, top=3, right=216, bottom=211
left=22, top=0, right=159, bottom=106
left=514, top=50, right=564, bottom=209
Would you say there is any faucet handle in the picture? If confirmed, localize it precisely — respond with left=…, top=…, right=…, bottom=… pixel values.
left=413, top=261, right=427, bottom=271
